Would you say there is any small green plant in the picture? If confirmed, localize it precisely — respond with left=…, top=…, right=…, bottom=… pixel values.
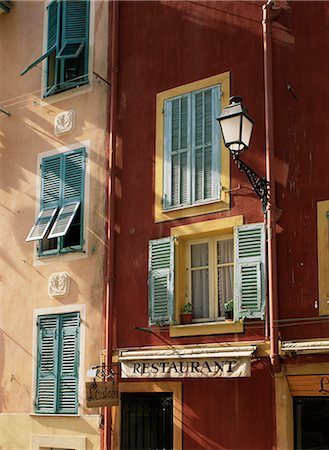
left=224, top=299, right=234, bottom=312
left=182, top=302, right=193, bottom=314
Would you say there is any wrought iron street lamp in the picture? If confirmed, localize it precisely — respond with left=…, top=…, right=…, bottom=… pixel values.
left=217, top=96, right=269, bottom=211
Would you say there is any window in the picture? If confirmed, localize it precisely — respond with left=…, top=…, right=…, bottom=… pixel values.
left=21, top=0, right=90, bottom=97
left=187, top=236, right=234, bottom=322
left=163, top=86, right=220, bottom=209
left=317, top=200, right=329, bottom=315
left=36, top=312, right=80, bottom=414
left=26, top=148, right=86, bottom=256
left=148, top=221, right=266, bottom=333
left=155, top=73, right=231, bottom=222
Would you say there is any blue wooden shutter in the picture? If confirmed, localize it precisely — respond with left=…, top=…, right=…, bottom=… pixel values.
left=234, top=223, right=266, bottom=319
left=48, top=149, right=85, bottom=238
left=148, top=237, right=175, bottom=325
left=163, top=95, right=191, bottom=209
left=192, top=86, right=220, bottom=203
left=57, top=312, right=80, bottom=414
left=36, top=315, right=59, bottom=414
left=20, top=0, right=59, bottom=76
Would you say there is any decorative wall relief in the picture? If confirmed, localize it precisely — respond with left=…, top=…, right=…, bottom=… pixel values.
left=54, top=110, right=75, bottom=135
left=48, top=272, right=70, bottom=298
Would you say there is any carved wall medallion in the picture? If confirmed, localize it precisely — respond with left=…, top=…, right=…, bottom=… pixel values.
left=48, top=272, right=70, bottom=298
left=54, top=110, right=75, bottom=136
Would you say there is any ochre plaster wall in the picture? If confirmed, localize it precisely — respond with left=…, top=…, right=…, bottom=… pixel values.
left=0, top=0, right=108, bottom=447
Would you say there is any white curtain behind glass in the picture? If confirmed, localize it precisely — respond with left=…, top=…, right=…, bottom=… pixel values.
left=217, top=239, right=234, bottom=317
left=191, top=243, right=209, bottom=319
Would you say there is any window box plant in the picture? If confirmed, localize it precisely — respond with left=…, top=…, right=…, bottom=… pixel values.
left=224, top=299, right=234, bottom=322
left=180, top=303, right=193, bottom=325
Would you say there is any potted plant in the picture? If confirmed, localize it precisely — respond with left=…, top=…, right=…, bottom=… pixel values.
left=180, top=302, right=193, bottom=324
left=224, top=299, right=234, bottom=321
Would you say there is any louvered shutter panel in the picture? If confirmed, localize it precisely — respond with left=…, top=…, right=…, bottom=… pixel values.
left=63, top=149, right=85, bottom=203
left=57, top=313, right=80, bottom=414
left=148, top=237, right=175, bottom=325
left=41, top=155, right=61, bottom=208
left=234, top=223, right=266, bottom=319
left=163, top=96, right=191, bottom=209
left=192, top=86, right=220, bottom=203
left=20, top=0, right=59, bottom=76
left=57, top=0, right=89, bottom=60
left=47, top=0, right=59, bottom=51
left=36, top=315, right=59, bottom=414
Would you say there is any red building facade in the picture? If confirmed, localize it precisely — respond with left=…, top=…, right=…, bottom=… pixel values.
left=106, top=1, right=329, bottom=449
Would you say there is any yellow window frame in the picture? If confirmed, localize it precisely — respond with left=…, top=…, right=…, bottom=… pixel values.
left=317, top=200, right=329, bottom=315
left=155, top=72, right=231, bottom=223
left=170, top=215, right=244, bottom=337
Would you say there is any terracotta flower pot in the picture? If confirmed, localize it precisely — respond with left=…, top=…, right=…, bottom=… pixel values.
left=180, top=313, right=193, bottom=325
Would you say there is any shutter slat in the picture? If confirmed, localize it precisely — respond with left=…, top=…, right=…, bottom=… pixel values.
left=235, top=223, right=266, bottom=319
left=148, top=237, right=175, bottom=325
left=63, top=151, right=85, bottom=201
left=47, top=0, right=58, bottom=50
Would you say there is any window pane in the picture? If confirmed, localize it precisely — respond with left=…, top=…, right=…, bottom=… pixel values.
left=192, top=269, right=209, bottom=319
left=217, top=239, right=234, bottom=264
left=191, top=243, right=208, bottom=267
left=218, top=266, right=234, bottom=317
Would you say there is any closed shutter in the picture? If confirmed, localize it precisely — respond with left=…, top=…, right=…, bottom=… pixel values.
left=192, top=86, right=220, bottom=203
left=36, top=315, right=59, bottom=414
left=148, top=237, right=175, bottom=325
left=234, top=223, right=266, bottom=319
left=57, top=313, right=80, bottom=414
left=48, top=149, right=85, bottom=238
left=163, top=96, right=191, bottom=209
left=57, top=1, right=89, bottom=60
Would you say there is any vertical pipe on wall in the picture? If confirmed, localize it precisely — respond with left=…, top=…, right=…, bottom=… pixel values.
left=103, top=1, right=119, bottom=449
left=262, top=0, right=281, bottom=373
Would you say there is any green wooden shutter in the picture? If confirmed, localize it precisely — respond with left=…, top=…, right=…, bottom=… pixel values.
left=234, top=223, right=266, bottom=319
left=57, top=1, right=89, bottom=60
left=148, top=237, right=175, bottom=325
left=163, top=95, right=191, bottom=209
left=192, top=86, right=220, bottom=203
left=57, top=312, right=80, bottom=414
left=48, top=149, right=85, bottom=239
left=20, top=0, right=59, bottom=76
left=41, top=155, right=62, bottom=208
left=36, top=315, right=59, bottom=414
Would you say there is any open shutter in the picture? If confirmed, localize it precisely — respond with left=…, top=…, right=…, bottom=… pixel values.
left=57, top=1, right=89, bottom=59
left=192, top=86, right=220, bottom=203
left=21, top=0, right=59, bottom=76
left=36, top=315, right=59, bottom=414
left=57, top=312, right=80, bottom=414
left=163, top=95, right=191, bottom=209
left=48, top=149, right=85, bottom=238
left=148, top=237, right=175, bottom=325
left=26, top=207, right=58, bottom=241
left=234, top=223, right=266, bottom=319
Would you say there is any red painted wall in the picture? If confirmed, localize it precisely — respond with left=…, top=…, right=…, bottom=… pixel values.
left=272, top=2, right=329, bottom=340
left=114, top=1, right=267, bottom=349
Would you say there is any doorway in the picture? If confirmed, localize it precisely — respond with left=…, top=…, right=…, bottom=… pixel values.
left=294, top=397, right=329, bottom=449
left=121, top=392, right=173, bottom=450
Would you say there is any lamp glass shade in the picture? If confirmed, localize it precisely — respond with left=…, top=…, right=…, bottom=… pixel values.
left=241, top=115, right=254, bottom=149
left=219, top=115, right=242, bottom=149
